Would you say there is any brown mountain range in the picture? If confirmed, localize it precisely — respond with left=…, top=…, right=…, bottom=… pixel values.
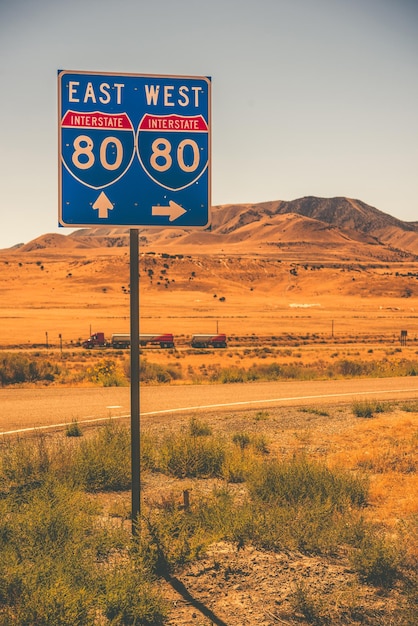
left=15, top=196, right=418, bottom=261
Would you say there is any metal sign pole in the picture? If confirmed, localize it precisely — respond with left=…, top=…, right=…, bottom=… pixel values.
left=130, top=228, right=140, bottom=534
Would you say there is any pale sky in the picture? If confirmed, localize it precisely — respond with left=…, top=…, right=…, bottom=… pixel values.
left=0, top=0, right=417, bottom=248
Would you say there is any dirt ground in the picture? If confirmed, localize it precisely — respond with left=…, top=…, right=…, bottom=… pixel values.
left=159, top=541, right=399, bottom=626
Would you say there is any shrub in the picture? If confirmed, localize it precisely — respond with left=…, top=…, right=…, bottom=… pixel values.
left=216, top=367, right=246, bottom=383
left=103, top=566, right=166, bottom=625
left=143, top=507, right=207, bottom=574
left=65, top=420, right=83, bottom=437
left=352, top=399, right=388, bottom=418
left=232, top=432, right=251, bottom=449
left=140, top=432, right=158, bottom=471
left=84, top=358, right=127, bottom=387
left=0, top=480, right=97, bottom=624
left=0, top=433, right=52, bottom=491
left=247, top=362, right=281, bottom=381
left=73, top=421, right=131, bottom=491
left=402, top=570, right=418, bottom=626
left=351, top=534, right=402, bottom=587
left=143, top=488, right=237, bottom=574
left=290, top=583, right=327, bottom=625
left=0, top=353, right=61, bottom=386
left=139, top=359, right=182, bottom=383
left=188, top=417, right=212, bottom=437
left=0, top=477, right=166, bottom=625
left=252, top=435, right=269, bottom=455
left=7, top=578, right=94, bottom=626
left=248, top=456, right=368, bottom=510
left=223, top=456, right=371, bottom=555
left=160, top=432, right=226, bottom=478
left=337, top=359, right=368, bottom=377
left=222, top=445, right=257, bottom=484
left=254, top=410, right=269, bottom=421
left=234, top=498, right=367, bottom=555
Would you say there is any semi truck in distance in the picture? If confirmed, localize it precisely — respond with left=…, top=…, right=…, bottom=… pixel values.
left=81, top=332, right=226, bottom=349
left=81, top=332, right=131, bottom=349
left=81, top=332, right=174, bottom=349
left=191, top=333, right=227, bottom=348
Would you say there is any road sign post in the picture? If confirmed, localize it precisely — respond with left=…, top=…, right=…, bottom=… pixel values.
left=58, top=70, right=211, bottom=532
left=130, top=229, right=140, bottom=533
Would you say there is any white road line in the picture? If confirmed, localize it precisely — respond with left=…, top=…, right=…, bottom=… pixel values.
left=1, top=386, right=417, bottom=436
left=139, top=387, right=418, bottom=416
left=0, top=414, right=130, bottom=436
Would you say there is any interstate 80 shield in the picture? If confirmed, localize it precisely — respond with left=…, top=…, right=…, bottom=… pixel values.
left=137, top=114, right=209, bottom=191
left=61, top=111, right=135, bottom=189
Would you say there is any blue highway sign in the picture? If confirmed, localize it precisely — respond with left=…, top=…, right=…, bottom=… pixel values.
left=58, top=70, right=211, bottom=228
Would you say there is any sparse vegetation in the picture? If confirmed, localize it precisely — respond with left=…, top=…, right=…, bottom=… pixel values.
left=84, top=358, right=127, bottom=387
left=350, top=533, right=403, bottom=587
left=0, top=353, right=62, bottom=385
left=0, top=404, right=417, bottom=624
left=158, top=429, right=226, bottom=478
left=139, top=359, right=182, bottom=384
left=352, top=398, right=389, bottom=418
left=1, top=346, right=418, bottom=388
left=65, top=419, right=83, bottom=437
left=0, top=424, right=166, bottom=624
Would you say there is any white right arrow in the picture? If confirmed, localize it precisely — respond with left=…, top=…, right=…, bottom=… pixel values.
left=92, top=192, right=113, bottom=219
left=152, top=201, right=187, bottom=222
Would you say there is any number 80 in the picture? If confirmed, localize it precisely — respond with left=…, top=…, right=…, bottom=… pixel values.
left=72, top=135, right=124, bottom=171
left=149, top=138, right=200, bottom=173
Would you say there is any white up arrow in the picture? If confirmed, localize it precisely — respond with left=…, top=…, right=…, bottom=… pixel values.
left=92, top=192, right=113, bottom=219
left=152, top=201, right=186, bottom=222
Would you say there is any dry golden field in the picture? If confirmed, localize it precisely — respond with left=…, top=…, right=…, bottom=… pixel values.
left=1, top=220, right=418, bottom=624
left=1, top=242, right=418, bottom=350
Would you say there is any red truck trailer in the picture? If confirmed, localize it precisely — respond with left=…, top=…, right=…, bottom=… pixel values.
left=139, top=333, right=175, bottom=348
left=191, top=333, right=227, bottom=348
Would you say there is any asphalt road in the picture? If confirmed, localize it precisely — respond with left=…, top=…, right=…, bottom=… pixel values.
left=1, top=377, right=418, bottom=435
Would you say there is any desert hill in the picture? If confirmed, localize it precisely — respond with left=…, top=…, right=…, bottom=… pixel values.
left=11, top=196, right=418, bottom=261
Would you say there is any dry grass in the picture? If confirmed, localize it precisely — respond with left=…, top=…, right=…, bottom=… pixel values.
left=325, top=409, right=418, bottom=528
